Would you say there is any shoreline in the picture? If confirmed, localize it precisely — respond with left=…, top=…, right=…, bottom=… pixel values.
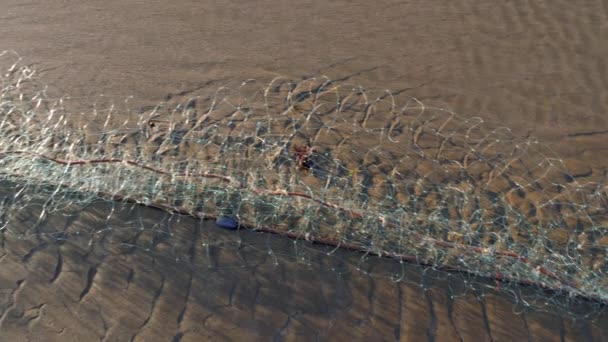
left=1, top=1, right=607, bottom=339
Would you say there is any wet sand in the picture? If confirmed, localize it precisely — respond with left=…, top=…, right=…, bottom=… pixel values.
left=1, top=0, right=608, bottom=340
left=0, top=181, right=605, bottom=341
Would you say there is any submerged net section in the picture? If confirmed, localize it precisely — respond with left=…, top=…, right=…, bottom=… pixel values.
left=1, top=51, right=607, bottom=316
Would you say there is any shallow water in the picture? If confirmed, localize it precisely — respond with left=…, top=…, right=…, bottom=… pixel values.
left=1, top=0, right=607, bottom=340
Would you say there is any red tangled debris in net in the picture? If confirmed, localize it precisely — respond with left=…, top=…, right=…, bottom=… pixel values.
left=294, top=144, right=313, bottom=170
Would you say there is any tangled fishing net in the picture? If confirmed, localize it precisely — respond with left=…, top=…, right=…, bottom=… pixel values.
left=1, top=51, right=606, bottom=316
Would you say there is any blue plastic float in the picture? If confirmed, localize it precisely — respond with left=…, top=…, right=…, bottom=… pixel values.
left=215, top=216, right=239, bottom=230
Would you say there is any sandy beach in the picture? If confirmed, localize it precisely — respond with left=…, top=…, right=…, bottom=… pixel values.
left=0, top=0, right=607, bottom=340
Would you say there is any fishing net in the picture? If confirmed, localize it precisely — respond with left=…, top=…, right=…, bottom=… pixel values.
left=1, top=51, right=606, bottom=317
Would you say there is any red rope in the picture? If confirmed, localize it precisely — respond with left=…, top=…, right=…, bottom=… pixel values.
left=1, top=149, right=599, bottom=303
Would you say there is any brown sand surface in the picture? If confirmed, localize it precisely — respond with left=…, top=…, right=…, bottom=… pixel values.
left=0, top=194, right=605, bottom=342
left=1, top=0, right=608, bottom=340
